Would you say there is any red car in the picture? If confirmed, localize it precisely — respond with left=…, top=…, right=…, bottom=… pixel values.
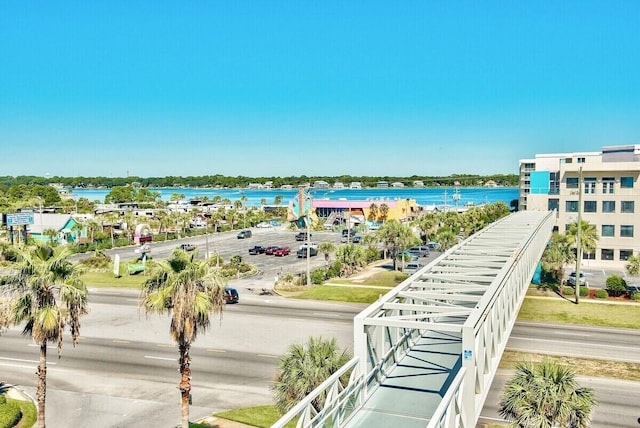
left=274, top=246, right=291, bottom=256
left=265, top=246, right=280, bottom=255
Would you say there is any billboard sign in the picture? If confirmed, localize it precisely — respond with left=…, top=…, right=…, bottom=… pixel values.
left=5, top=213, right=35, bottom=227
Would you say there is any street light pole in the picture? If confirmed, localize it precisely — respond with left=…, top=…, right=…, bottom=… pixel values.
left=575, top=166, right=583, bottom=304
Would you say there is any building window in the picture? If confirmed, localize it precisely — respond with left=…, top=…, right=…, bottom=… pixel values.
left=620, top=176, right=634, bottom=188
left=565, top=201, right=578, bottom=212
left=583, top=201, right=597, bottom=213
left=584, top=177, right=596, bottom=194
left=583, top=251, right=596, bottom=260
left=620, top=250, right=633, bottom=261
left=620, top=225, right=634, bottom=238
left=548, top=199, right=559, bottom=211
left=577, top=157, right=586, bottom=163
left=602, top=177, right=614, bottom=194
left=601, top=249, right=614, bottom=260
left=566, top=177, right=578, bottom=189
left=602, top=201, right=615, bottom=213
left=601, top=225, right=615, bottom=237
left=621, top=201, right=635, bottom=213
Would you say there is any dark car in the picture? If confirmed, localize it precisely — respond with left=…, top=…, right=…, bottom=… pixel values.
left=237, top=230, right=252, bottom=239
left=627, top=284, right=640, bottom=295
left=224, top=287, right=239, bottom=304
left=297, top=247, right=318, bottom=258
left=295, top=231, right=312, bottom=241
left=265, top=245, right=280, bottom=255
left=408, top=246, right=430, bottom=257
left=179, top=243, right=196, bottom=251
left=566, top=271, right=587, bottom=286
left=274, top=246, right=291, bottom=256
left=352, top=234, right=362, bottom=243
left=248, top=245, right=266, bottom=255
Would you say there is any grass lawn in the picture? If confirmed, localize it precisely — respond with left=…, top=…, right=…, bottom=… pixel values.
left=80, top=270, right=146, bottom=288
left=329, top=270, right=407, bottom=287
left=276, top=284, right=383, bottom=303
left=213, top=405, right=297, bottom=428
left=518, top=294, right=640, bottom=329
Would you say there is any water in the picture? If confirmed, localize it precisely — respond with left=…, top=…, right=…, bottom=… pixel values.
left=71, top=186, right=519, bottom=208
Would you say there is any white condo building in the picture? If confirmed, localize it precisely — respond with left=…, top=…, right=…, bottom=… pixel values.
left=519, top=145, right=640, bottom=268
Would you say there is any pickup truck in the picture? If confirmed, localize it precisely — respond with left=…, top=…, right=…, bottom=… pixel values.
left=248, top=245, right=266, bottom=255
left=179, top=243, right=196, bottom=251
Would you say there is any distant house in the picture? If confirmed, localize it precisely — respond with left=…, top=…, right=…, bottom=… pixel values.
left=247, top=183, right=264, bottom=189
left=313, top=180, right=330, bottom=189
left=484, top=180, right=498, bottom=187
left=280, top=184, right=294, bottom=190
left=333, top=182, right=345, bottom=189
left=27, top=213, right=86, bottom=244
left=413, top=180, right=425, bottom=187
left=350, top=182, right=362, bottom=189
left=377, top=181, right=389, bottom=188
left=391, top=182, right=405, bottom=188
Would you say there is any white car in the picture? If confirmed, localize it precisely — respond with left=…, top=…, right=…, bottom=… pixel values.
left=256, top=222, right=271, bottom=228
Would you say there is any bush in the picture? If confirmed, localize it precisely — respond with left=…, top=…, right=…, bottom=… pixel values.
left=605, top=275, right=627, bottom=297
left=594, top=289, right=609, bottom=299
left=579, top=286, right=590, bottom=297
left=326, top=261, right=342, bottom=279
left=562, top=287, right=575, bottom=296
left=311, top=269, right=328, bottom=285
left=0, top=396, right=22, bottom=428
left=630, top=291, right=640, bottom=302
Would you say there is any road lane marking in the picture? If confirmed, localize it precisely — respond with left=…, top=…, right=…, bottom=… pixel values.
left=509, top=336, right=637, bottom=350
left=144, top=356, right=174, bottom=361
left=246, top=315, right=263, bottom=318
left=552, top=332, right=591, bottom=337
left=258, top=354, right=279, bottom=359
left=112, top=339, right=130, bottom=344
left=0, top=362, right=38, bottom=369
left=27, top=344, right=57, bottom=350
left=288, top=318, right=305, bottom=322
left=207, top=349, right=226, bottom=353
left=312, top=312, right=341, bottom=317
left=0, top=357, right=56, bottom=365
left=156, top=344, right=173, bottom=348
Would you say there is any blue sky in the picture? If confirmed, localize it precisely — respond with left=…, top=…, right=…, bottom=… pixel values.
left=1, top=1, right=639, bottom=178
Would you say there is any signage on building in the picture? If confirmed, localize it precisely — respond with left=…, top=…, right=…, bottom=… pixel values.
left=5, top=213, right=35, bottom=226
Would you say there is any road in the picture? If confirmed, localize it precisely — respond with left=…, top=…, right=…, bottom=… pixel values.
left=0, top=288, right=366, bottom=427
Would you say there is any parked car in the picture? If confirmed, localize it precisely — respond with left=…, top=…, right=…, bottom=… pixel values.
left=295, top=231, right=312, bottom=241
left=566, top=271, right=587, bottom=286
left=402, top=262, right=422, bottom=275
left=298, top=241, right=318, bottom=250
left=248, top=245, right=266, bottom=255
left=297, top=247, right=318, bottom=257
left=341, top=229, right=358, bottom=243
left=237, top=230, right=252, bottom=239
left=224, top=287, right=239, bottom=304
left=626, top=284, right=640, bottom=295
left=179, top=243, right=196, bottom=252
left=274, top=246, right=291, bottom=256
left=265, top=245, right=280, bottom=255
left=256, top=222, right=271, bottom=228
left=408, top=246, right=430, bottom=257
left=352, top=234, right=362, bottom=243
left=396, top=251, right=419, bottom=262
left=426, top=242, right=440, bottom=250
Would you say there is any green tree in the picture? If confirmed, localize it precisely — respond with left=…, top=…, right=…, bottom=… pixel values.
left=541, top=232, right=574, bottom=284
left=499, top=359, right=596, bottom=428
left=565, top=220, right=599, bottom=262
left=379, top=203, right=389, bottom=222
left=318, top=241, right=336, bottom=264
left=3, top=245, right=88, bottom=428
left=433, top=226, right=458, bottom=251
left=335, top=244, right=366, bottom=275
left=42, top=228, right=58, bottom=245
left=372, top=220, right=418, bottom=270
left=140, top=250, right=226, bottom=428
left=271, top=337, right=351, bottom=414
left=625, top=253, right=640, bottom=277
left=368, top=203, right=379, bottom=221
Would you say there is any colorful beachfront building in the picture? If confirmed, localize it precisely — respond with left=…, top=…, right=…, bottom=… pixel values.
left=287, top=192, right=419, bottom=226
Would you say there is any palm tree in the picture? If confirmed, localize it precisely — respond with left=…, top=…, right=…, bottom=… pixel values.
left=434, top=226, right=458, bottom=251
left=335, top=243, right=367, bottom=276
left=625, top=253, right=640, bottom=277
left=4, top=244, right=88, bottom=427
left=271, top=336, right=351, bottom=414
left=368, top=203, right=379, bottom=222
left=42, top=228, right=58, bottom=245
left=565, top=219, right=599, bottom=263
left=372, top=220, right=417, bottom=270
left=499, top=359, right=596, bottom=427
left=318, top=241, right=336, bottom=264
left=541, top=232, right=575, bottom=285
left=379, top=203, right=389, bottom=222
left=140, top=250, right=226, bottom=428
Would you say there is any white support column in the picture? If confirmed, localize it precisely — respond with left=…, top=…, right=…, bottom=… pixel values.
left=461, top=324, right=475, bottom=427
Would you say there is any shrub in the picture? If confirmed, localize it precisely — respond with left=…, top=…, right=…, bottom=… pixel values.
left=311, top=269, right=328, bottom=285
left=605, top=275, right=627, bottom=297
left=364, top=247, right=381, bottom=264
left=562, top=287, right=575, bottom=296
left=326, top=261, right=342, bottom=279
left=0, top=397, right=22, bottom=428
left=630, top=291, right=640, bottom=302
left=594, top=289, right=609, bottom=299
left=229, top=255, right=243, bottom=266
left=579, top=286, right=590, bottom=297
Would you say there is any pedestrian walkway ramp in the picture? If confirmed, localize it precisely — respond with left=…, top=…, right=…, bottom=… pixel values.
left=273, top=210, right=555, bottom=428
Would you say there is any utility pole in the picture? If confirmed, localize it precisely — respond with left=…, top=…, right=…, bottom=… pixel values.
left=575, top=166, right=583, bottom=304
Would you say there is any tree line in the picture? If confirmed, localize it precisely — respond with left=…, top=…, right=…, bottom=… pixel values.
left=0, top=172, right=519, bottom=190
